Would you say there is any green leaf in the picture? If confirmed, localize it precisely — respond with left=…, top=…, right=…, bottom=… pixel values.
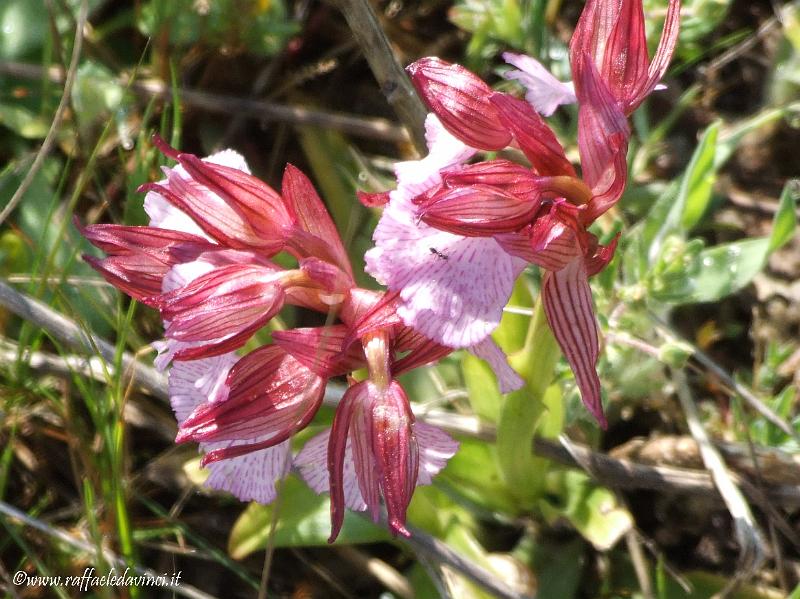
left=227, top=475, right=389, bottom=558
left=493, top=276, right=534, bottom=353
left=0, top=0, right=47, bottom=59
left=686, top=238, right=770, bottom=303
left=682, top=180, right=798, bottom=303
left=0, top=104, right=49, bottom=138
left=521, top=536, right=584, bottom=599
left=495, top=299, right=562, bottom=505
left=768, top=180, right=799, bottom=251
left=542, top=471, right=632, bottom=551
left=72, top=61, right=125, bottom=133
left=439, top=437, right=520, bottom=514
left=676, top=121, right=719, bottom=230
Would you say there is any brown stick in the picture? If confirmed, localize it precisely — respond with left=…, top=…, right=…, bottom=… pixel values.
left=326, top=0, right=428, bottom=153
left=0, top=61, right=409, bottom=144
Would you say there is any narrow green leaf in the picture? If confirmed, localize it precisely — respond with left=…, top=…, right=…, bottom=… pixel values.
left=495, top=299, right=562, bottom=505
left=439, top=437, right=520, bottom=514
left=677, top=121, right=719, bottom=229
left=768, top=180, right=799, bottom=251
left=683, top=180, right=797, bottom=303
left=462, top=353, right=502, bottom=422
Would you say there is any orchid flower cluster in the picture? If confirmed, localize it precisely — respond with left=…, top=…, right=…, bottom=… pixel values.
left=80, top=139, right=461, bottom=540
left=80, top=0, right=679, bottom=540
left=366, top=0, right=680, bottom=428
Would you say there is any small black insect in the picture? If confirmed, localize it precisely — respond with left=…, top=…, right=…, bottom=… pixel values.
left=429, top=247, right=449, bottom=260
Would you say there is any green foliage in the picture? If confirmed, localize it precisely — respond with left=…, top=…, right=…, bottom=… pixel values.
left=228, top=475, right=390, bottom=557
left=138, top=0, right=297, bottom=57
left=541, top=470, right=633, bottom=551
left=624, top=120, right=799, bottom=306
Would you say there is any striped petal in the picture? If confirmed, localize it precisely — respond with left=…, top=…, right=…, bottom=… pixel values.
left=541, top=258, right=606, bottom=428
left=489, top=93, right=576, bottom=177
left=393, top=113, right=476, bottom=203
left=419, top=184, right=540, bottom=236
left=202, top=440, right=291, bottom=504
left=438, top=159, right=541, bottom=200
left=168, top=355, right=291, bottom=504
left=156, top=264, right=286, bottom=359
left=295, top=430, right=368, bottom=512
left=282, top=164, right=354, bottom=279
left=367, top=196, right=525, bottom=347
left=414, top=423, right=459, bottom=485
left=297, top=422, right=457, bottom=497
left=574, top=54, right=630, bottom=221
left=407, top=58, right=512, bottom=151
left=177, top=345, right=325, bottom=443
left=144, top=148, right=251, bottom=238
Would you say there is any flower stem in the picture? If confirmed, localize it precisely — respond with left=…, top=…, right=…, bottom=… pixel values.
left=496, top=297, right=562, bottom=505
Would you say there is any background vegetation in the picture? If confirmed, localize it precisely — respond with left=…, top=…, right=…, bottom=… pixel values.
left=0, top=0, right=799, bottom=597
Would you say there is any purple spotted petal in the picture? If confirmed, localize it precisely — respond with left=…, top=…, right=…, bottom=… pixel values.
left=367, top=113, right=522, bottom=347
left=202, top=439, right=291, bottom=504
left=295, top=430, right=368, bottom=511
left=541, top=258, right=606, bottom=428
left=168, top=354, right=238, bottom=423
left=414, top=423, right=459, bottom=485
left=366, top=197, right=526, bottom=347
left=468, top=337, right=525, bottom=393
left=502, top=52, right=577, bottom=116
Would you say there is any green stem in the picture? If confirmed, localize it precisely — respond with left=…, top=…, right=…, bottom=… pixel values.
left=496, top=297, right=562, bottom=505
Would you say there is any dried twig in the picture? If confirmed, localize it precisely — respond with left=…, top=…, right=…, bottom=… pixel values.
left=0, top=499, right=216, bottom=599
left=325, top=0, right=428, bottom=152
left=399, top=520, right=533, bottom=599
left=0, top=0, right=87, bottom=227
left=0, top=61, right=409, bottom=144
left=421, top=408, right=800, bottom=507
left=0, top=279, right=167, bottom=400
left=336, top=546, right=413, bottom=599
left=649, top=313, right=800, bottom=445
left=672, top=369, right=765, bottom=598
left=625, top=530, right=654, bottom=599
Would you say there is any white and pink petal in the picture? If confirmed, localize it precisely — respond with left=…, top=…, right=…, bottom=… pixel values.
left=502, top=52, right=577, bottom=116
left=468, top=337, right=525, bottom=394
left=414, top=423, right=459, bottom=485
left=201, top=439, right=291, bottom=504
left=366, top=199, right=525, bottom=347
left=144, top=149, right=251, bottom=238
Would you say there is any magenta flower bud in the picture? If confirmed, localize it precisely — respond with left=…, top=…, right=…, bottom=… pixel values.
left=78, top=221, right=216, bottom=304
left=488, top=93, right=576, bottom=177
left=282, top=164, right=355, bottom=280
left=570, top=0, right=681, bottom=114
left=153, top=263, right=294, bottom=360
left=438, top=159, right=542, bottom=200
left=419, top=184, right=540, bottom=236
left=177, top=345, right=325, bottom=448
left=140, top=135, right=295, bottom=253
left=407, top=57, right=512, bottom=151
left=327, top=379, right=418, bottom=541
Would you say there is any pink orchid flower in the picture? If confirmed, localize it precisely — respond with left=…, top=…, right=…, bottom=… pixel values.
left=80, top=139, right=463, bottom=539
left=368, top=0, right=680, bottom=427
